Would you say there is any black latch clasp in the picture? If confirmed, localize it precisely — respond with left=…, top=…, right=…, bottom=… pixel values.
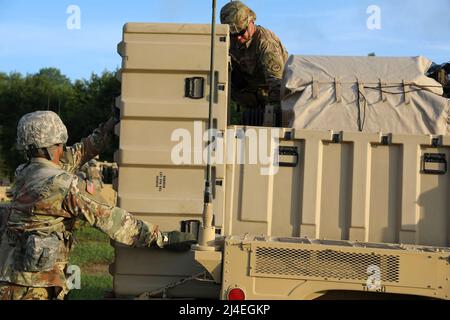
left=185, top=77, right=205, bottom=99
left=422, top=153, right=447, bottom=175
left=277, top=146, right=299, bottom=168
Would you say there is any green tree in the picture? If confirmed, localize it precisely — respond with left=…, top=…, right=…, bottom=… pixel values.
left=63, top=71, right=120, bottom=161
left=0, top=68, right=120, bottom=179
left=0, top=72, right=29, bottom=179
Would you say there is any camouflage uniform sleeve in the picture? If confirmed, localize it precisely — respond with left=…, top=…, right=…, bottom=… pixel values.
left=258, top=39, right=286, bottom=104
left=61, top=117, right=116, bottom=174
left=62, top=177, right=162, bottom=248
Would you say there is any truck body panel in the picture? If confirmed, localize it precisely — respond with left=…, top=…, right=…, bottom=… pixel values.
left=112, top=23, right=450, bottom=300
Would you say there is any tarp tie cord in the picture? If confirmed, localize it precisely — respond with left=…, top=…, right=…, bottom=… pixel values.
left=403, top=80, right=411, bottom=104
left=379, top=79, right=387, bottom=102
left=356, top=79, right=367, bottom=132
left=136, top=271, right=207, bottom=300
left=302, top=80, right=444, bottom=131
left=304, top=81, right=442, bottom=97
left=364, top=85, right=441, bottom=95
left=334, top=78, right=342, bottom=103
left=306, top=81, right=441, bottom=88
left=312, top=78, right=319, bottom=99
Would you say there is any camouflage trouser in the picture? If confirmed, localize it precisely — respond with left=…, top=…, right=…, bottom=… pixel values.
left=0, top=282, right=58, bottom=300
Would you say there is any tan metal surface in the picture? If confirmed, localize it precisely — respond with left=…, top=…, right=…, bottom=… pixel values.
left=112, top=23, right=228, bottom=298
left=112, top=22, right=450, bottom=300
left=115, top=23, right=229, bottom=231
left=111, top=244, right=220, bottom=299
left=221, top=235, right=450, bottom=300
left=226, top=127, right=450, bottom=247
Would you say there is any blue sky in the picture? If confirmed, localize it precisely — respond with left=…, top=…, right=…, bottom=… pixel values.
left=0, top=0, right=449, bottom=80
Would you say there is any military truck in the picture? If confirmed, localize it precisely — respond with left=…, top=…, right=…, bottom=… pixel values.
left=109, top=22, right=449, bottom=300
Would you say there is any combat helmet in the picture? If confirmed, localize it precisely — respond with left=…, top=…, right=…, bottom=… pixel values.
left=16, top=111, right=68, bottom=151
left=220, top=1, right=256, bottom=35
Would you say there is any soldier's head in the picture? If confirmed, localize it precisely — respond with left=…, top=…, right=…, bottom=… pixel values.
left=220, top=1, right=257, bottom=45
left=16, top=111, right=68, bottom=163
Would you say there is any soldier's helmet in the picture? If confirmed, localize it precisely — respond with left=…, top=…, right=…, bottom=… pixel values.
left=220, top=1, right=256, bottom=35
left=16, top=111, right=68, bottom=151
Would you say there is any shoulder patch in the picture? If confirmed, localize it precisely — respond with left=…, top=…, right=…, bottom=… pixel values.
left=271, top=64, right=282, bottom=72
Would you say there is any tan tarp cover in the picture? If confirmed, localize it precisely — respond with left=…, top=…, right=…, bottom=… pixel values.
left=281, top=56, right=450, bottom=134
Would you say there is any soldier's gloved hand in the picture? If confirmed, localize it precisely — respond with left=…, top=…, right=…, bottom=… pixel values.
left=161, top=231, right=197, bottom=252
left=102, top=105, right=120, bottom=134
left=102, top=117, right=117, bottom=136
left=114, top=107, right=121, bottom=125
left=111, top=104, right=121, bottom=125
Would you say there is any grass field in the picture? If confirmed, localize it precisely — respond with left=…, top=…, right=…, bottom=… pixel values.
left=67, top=224, right=114, bottom=300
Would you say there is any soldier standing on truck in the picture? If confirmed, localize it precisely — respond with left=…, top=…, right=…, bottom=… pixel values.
left=220, top=0, right=289, bottom=127
left=0, top=111, right=196, bottom=300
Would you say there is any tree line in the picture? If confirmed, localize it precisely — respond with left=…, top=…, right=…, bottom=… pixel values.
left=0, top=68, right=120, bottom=180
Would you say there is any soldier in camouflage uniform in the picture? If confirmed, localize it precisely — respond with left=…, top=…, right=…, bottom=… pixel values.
left=220, top=1, right=289, bottom=127
left=0, top=111, right=195, bottom=300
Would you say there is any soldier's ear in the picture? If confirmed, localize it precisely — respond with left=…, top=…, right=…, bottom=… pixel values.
left=57, top=144, right=64, bottom=157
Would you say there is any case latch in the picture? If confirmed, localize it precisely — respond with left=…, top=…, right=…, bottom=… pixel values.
left=422, top=153, right=447, bottom=175
left=185, top=77, right=205, bottom=99
left=277, top=146, right=299, bottom=168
